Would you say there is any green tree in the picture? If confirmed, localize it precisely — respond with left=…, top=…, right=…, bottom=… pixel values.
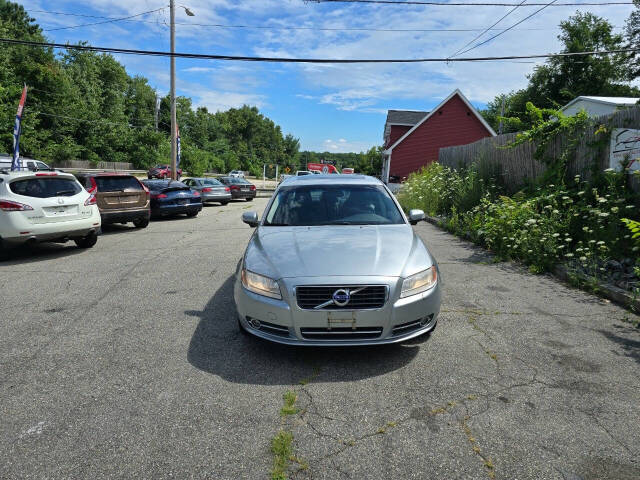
left=625, top=0, right=640, bottom=79
left=482, top=12, right=638, bottom=132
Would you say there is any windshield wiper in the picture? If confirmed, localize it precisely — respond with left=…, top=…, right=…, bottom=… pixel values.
left=265, top=222, right=290, bottom=226
left=324, top=220, right=371, bottom=225
left=56, top=190, right=77, bottom=196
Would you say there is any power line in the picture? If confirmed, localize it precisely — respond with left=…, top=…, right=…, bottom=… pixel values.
left=42, top=6, right=167, bottom=32
left=456, top=0, right=559, bottom=56
left=0, top=36, right=637, bottom=63
left=310, top=0, right=632, bottom=5
left=450, top=0, right=528, bottom=58
left=30, top=8, right=624, bottom=33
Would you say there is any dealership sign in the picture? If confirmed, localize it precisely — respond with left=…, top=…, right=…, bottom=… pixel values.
left=610, top=128, right=640, bottom=172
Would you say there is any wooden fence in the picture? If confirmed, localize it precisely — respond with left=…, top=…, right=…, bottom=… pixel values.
left=51, top=160, right=135, bottom=171
left=438, top=106, right=640, bottom=190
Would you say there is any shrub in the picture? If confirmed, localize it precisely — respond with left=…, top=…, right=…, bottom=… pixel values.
left=399, top=164, right=639, bottom=274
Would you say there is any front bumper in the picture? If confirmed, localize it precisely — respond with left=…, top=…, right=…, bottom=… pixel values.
left=234, top=274, right=441, bottom=346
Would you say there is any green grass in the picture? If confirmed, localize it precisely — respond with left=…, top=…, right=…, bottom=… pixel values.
left=280, top=390, right=298, bottom=416
left=271, top=430, right=294, bottom=480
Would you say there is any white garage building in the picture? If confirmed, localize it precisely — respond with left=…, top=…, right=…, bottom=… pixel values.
left=560, top=96, right=639, bottom=118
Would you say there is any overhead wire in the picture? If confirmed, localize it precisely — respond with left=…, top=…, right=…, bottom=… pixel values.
left=0, top=36, right=637, bottom=63
left=42, top=6, right=168, bottom=32
left=30, top=8, right=625, bottom=33
left=449, top=0, right=529, bottom=58
left=310, top=0, right=633, bottom=5
left=455, top=0, right=560, bottom=56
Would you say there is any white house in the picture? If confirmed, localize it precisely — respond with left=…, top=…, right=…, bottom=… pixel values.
left=560, top=96, right=639, bottom=118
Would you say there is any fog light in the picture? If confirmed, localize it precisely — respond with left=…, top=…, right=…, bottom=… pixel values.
left=248, top=317, right=261, bottom=329
left=420, top=314, right=434, bottom=326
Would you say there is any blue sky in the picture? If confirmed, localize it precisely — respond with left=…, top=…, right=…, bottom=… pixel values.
left=19, top=0, right=636, bottom=152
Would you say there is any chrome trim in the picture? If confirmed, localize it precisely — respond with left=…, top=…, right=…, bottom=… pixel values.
left=294, top=284, right=389, bottom=311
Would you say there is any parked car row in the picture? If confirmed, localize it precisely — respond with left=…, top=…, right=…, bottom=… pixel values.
left=0, top=167, right=257, bottom=252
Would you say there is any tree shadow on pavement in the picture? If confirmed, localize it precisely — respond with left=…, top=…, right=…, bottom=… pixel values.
left=187, top=275, right=422, bottom=386
left=598, top=327, right=640, bottom=365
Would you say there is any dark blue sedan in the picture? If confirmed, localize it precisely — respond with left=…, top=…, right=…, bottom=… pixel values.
left=141, top=180, right=203, bottom=218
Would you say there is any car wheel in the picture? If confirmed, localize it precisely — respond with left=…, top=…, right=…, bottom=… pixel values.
left=220, top=201, right=229, bottom=206
left=133, top=217, right=150, bottom=228
left=246, top=198, right=253, bottom=202
left=186, top=211, right=199, bottom=218
left=147, top=175, right=152, bottom=179
left=74, top=231, right=98, bottom=249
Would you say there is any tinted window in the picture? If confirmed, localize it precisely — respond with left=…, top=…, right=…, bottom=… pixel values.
left=94, top=176, right=142, bottom=192
left=143, top=180, right=188, bottom=191
left=10, top=178, right=82, bottom=198
left=201, top=179, right=223, bottom=186
left=264, top=185, right=404, bottom=226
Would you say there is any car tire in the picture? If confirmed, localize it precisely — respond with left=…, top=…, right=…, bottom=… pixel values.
left=246, top=198, right=253, bottom=202
left=74, top=232, right=98, bottom=249
left=220, top=201, right=229, bottom=206
left=133, top=217, right=150, bottom=228
left=186, top=211, right=199, bottom=218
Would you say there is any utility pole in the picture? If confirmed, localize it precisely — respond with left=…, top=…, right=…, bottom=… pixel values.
left=169, top=3, right=194, bottom=180
left=498, top=95, right=506, bottom=136
left=154, top=94, right=160, bottom=132
left=170, top=0, right=177, bottom=181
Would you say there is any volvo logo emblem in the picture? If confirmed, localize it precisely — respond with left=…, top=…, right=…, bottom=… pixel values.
left=332, top=289, right=350, bottom=307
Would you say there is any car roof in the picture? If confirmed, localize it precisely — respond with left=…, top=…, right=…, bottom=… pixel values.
left=280, top=174, right=382, bottom=186
left=77, top=172, right=133, bottom=177
left=0, top=170, right=76, bottom=180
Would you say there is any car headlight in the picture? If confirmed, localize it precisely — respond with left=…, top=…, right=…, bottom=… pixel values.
left=400, top=266, right=437, bottom=298
left=241, top=268, right=282, bottom=299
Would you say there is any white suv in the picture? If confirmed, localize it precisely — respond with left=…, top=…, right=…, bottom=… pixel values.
left=228, top=170, right=245, bottom=178
left=0, top=170, right=101, bottom=250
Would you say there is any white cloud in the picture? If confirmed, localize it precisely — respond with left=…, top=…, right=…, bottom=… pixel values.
left=320, top=138, right=374, bottom=153
left=194, top=90, right=266, bottom=112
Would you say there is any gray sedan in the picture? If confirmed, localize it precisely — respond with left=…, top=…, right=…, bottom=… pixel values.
left=234, top=174, right=441, bottom=346
left=182, top=178, right=231, bottom=205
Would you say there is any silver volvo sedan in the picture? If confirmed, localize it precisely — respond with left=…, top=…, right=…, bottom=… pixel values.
left=234, top=175, right=441, bottom=346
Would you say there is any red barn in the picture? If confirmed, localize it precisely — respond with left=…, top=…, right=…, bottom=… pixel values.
left=381, top=89, right=495, bottom=182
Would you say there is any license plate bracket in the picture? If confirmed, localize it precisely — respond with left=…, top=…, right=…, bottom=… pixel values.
left=327, top=311, right=357, bottom=330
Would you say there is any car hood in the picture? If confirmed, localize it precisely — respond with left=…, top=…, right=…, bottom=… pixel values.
left=244, top=225, right=434, bottom=279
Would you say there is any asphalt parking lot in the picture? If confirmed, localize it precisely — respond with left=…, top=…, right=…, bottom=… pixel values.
left=1, top=197, right=640, bottom=479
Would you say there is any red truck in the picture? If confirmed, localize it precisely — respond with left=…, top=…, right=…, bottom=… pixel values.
left=307, top=162, right=339, bottom=174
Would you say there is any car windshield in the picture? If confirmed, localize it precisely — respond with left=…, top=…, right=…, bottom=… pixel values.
left=264, top=184, right=404, bottom=226
left=10, top=177, right=82, bottom=198
left=201, top=179, right=223, bottom=186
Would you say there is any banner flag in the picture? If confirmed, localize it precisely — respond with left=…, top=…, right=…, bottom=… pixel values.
left=11, top=85, right=27, bottom=171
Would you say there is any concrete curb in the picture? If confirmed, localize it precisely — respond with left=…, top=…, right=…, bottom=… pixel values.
left=420, top=215, right=640, bottom=312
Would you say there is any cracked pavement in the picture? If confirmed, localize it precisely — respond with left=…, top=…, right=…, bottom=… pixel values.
left=1, top=197, right=640, bottom=479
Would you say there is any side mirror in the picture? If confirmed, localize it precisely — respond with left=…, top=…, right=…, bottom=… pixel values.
left=242, top=211, right=259, bottom=227
left=408, top=209, right=425, bottom=225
